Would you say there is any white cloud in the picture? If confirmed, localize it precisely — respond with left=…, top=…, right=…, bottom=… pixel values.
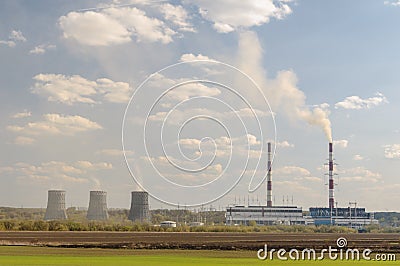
left=96, top=148, right=135, bottom=156
left=29, top=44, right=56, bottom=55
left=0, top=40, right=16, bottom=47
left=59, top=6, right=177, bottom=46
left=180, top=53, right=214, bottom=62
left=59, top=11, right=131, bottom=46
left=31, top=74, right=132, bottom=105
left=0, top=30, right=26, bottom=47
left=7, top=114, right=102, bottom=137
left=275, top=166, right=311, bottom=177
left=193, top=0, right=292, bottom=33
left=6, top=160, right=112, bottom=184
left=340, top=167, right=382, bottom=183
left=383, top=144, right=400, bottom=159
left=333, top=139, right=348, bottom=148
left=274, top=140, right=294, bottom=148
left=160, top=3, right=195, bottom=32
left=12, top=111, right=31, bottom=118
left=13, top=136, right=35, bottom=146
left=384, top=1, right=400, bottom=6
left=9, top=30, right=26, bottom=42
left=353, top=154, right=364, bottom=161
left=335, top=92, right=388, bottom=110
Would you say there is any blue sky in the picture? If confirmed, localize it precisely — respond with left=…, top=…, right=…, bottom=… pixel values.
left=0, top=0, right=399, bottom=211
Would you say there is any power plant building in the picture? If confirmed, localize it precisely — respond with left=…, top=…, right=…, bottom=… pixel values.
left=128, top=191, right=150, bottom=222
left=44, top=190, right=68, bottom=220
left=226, top=142, right=379, bottom=228
left=87, top=191, right=109, bottom=220
left=225, top=142, right=310, bottom=225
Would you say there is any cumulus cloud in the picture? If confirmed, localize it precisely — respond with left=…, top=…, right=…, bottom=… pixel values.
left=7, top=113, right=102, bottom=137
left=9, top=30, right=26, bottom=42
left=384, top=1, right=400, bottom=6
left=31, top=74, right=132, bottom=105
left=383, top=144, right=400, bottom=159
left=335, top=92, right=388, bottom=110
left=160, top=3, right=195, bottom=32
left=333, top=139, right=348, bottom=148
left=29, top=44, right=56, bottom=55
left=275, top=140, right=294, bottom=148
left=12, top=111, right=31, bottom=118
left=0, top=30, right=26, bottom=47
left=96, top=148, right=135, bottom=156
left=180, top=53, right=215, bottom=62
left=340, top=167, right=382, bottom=183
left=275, top=166, right=311, bottom=177
left=192, top=0, right=292, bottom=33
left=6, top=160, right=112, bottom=184
left=13, top=136, right=35, bottom=146
left=59, top=6, right=177, bottom=46
left=353, top=154, right=364, bottom=161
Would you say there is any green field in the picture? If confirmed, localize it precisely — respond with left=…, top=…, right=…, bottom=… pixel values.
left=0, top=247, right=397, bottom=266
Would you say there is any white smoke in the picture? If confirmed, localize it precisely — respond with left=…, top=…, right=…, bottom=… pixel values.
left=91, top=177, right=102, bottom=190
left=237, top=31, right=332, bottom=142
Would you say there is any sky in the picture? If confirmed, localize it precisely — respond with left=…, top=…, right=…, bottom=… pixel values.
left=0, top=0, right=400, bottom=211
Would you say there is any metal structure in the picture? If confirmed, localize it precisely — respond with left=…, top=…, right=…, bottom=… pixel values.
left=309, top=142, right=379, bottom=228
left=44, top=190, right=67, bottom=220
left=86, top=191, right=109, bottom=220
left=266, top=142, right=273, bottom=207
left=128, top=191, right=150, bottom=222
left=328, top=142, right=335, bottom=210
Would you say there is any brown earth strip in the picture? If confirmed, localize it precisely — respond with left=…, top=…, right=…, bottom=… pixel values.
left=0, top=232, right=399, bottom=252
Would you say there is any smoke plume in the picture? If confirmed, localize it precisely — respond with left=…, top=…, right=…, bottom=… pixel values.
left=237, top=31, right=332, bottom=142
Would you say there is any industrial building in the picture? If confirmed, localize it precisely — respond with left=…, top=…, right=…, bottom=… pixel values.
left=128, top=191, right=150, bottom=222
left=226, top=205, right=311, bottom=225
left=44, top=190, right=67, bottom=221
left=225, top=143, right=310, bottom=225
left=226, top=142, right=379, bottom=228
left=309, top=143, right=378, bottom=228
left=86, top=191, right=109, bottom=220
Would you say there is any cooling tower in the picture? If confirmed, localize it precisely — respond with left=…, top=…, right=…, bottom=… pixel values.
left=44, top=190, right=68, bottom=220
left=87, top=191, right=109, bottom=220
left=128, top=191, right=150, bottom=222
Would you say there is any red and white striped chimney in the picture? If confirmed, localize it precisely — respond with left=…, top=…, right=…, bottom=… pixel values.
left=328, top=142, right=334, bottom=210
left=267, top=142, right=273, bottom=207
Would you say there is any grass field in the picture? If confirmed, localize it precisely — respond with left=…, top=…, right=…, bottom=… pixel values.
left=0, top=246, right=397, bottom=266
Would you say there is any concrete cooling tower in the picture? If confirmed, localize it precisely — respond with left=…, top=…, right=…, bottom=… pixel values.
left=128, top=191, right=150, bottom=222
left=86, top=191, right=109, bottom=220
left=44, top=190, right=68, bottom=220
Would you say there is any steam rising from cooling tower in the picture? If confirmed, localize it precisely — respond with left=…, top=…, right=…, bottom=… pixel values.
left=87, top=191, right=109, bottom=220
left=237, top=31, right=332, bottom=142
left=44, top=190, right=67, bottom=220
left=128, top=191, right=150, bottom=222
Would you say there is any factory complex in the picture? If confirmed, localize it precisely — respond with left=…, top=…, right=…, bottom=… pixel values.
left=43, top=142, right=378, bottom=229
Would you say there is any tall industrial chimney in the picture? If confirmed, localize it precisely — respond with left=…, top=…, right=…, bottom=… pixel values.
left=328, top=143, right=335, bottom=210
left=128, top=191, right=150, bottom=222
left=44, top=190, right=67, bottom=220
left=87, top=191, right=109, bottom=220
left=267, top=142, right=273, bottom=207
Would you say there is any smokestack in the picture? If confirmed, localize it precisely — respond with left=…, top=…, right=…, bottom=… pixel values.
left=44, top=190, right=67, bottom=220
left=267, top=142, right=273, bottom=207
left=87, top=191, right=109, bottom=220
left=128, top=191, right=150, bottom=222
left=328, top=142, right=334, bottom=210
